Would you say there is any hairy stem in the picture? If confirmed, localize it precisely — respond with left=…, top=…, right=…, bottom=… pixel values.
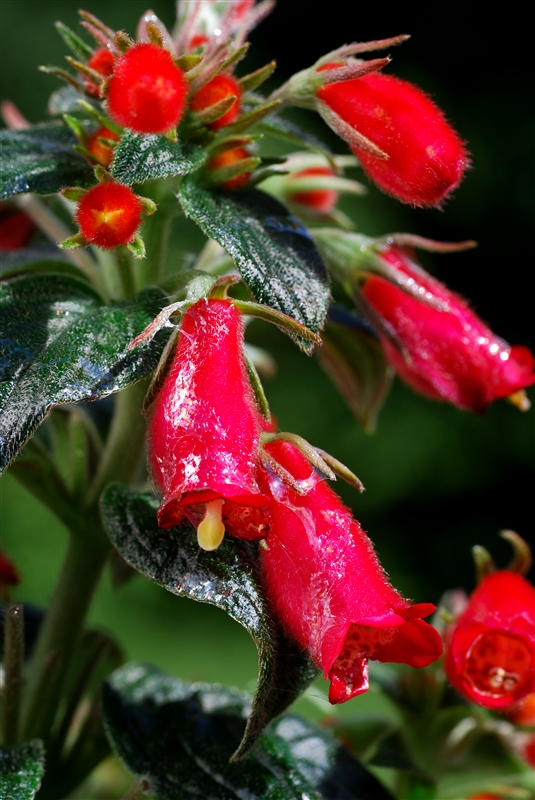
left=20, top=529, right=110, bottom=743
left=87, top=379, right=148, bottom=507
left=1, top=604, right=24, bottom=745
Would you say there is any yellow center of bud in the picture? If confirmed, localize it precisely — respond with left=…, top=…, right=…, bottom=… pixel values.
left=197, top=499, right=225, bottom=551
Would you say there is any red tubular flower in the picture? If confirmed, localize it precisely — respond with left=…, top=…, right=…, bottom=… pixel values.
left=84, top=46, right=116, bottom=96
left=76, top=182, right=142, bottom=249
left=87, top=126, right=120, bottom=168
left=189, top=74, right=241, bottom=130
left=0, top=551, right=20, bottom=602
left=258, top=440, right=443, bottom=704
left=107, top=43, right=188, bottom=134
left=316, top=71, right=468, bottom=207
left=360, top=246, right=535, bottom=412
left=444, top=571, right=535, bottom=710
left=146, top=298, right=268, bottom=550
left=0, top=203, right=35, bottom=250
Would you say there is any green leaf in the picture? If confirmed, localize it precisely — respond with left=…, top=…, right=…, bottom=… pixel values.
left=0, top=124, right=94, bottom=199
left=102, top=664, right=394, bottom=800
left=100, top=485, right=318, bottom=760
left=111, top=131, right=206, bottom=185
left=0, top=274, right=169, bottom=473
left=0, top=740, right=45, bottom=800
left=179, top=176, right=330, bottom=350
left=317, top=311, right=392, bottom=432
left=0, top=256, right=92, bottom=283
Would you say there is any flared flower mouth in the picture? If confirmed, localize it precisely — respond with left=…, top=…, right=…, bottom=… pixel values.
left=325, top=606, right=443, bottom=703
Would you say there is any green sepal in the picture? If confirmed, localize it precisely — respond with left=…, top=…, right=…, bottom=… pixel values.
left=54, top=21, right=94, bottom=61
left=127, top=234, right=146, bottom=260
left=239, top=61, right=277, bottom=92
left=58, top=232, right=88, bottom=250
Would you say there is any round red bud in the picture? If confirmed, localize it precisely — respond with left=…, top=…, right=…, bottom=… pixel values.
left=189, top=74, right=241, bottom=130
left=87, top=126, right=120, bottom=168
left=107, top=43, right=188, bottom=134
left=76, top=182, right=142, bottom=249
left=85, top=47, right=115, bottom=96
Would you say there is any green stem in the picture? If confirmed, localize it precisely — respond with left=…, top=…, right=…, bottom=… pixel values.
left=139, top=189, right=180, bottom=287
left=115, top=246, right=137, bottom=297
left=20, top=529, right=110, bottom=743
left=1, top=604, right=24, bottom=745
left=87, top=379, right=148, bottom=507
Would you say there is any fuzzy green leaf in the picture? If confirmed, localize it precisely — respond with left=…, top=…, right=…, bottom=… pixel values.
left=111, top=131, right=206, bottom=185
left=0, top=741, right=45, bottom=799
left=100, top=485, right=317, bottom=760
left=102, top=665, right=394, bottom=800
left=178, top=177, right=330, bottom=351
left=0, top=124, right=94, bottom=199
left=0, top=274, right=169, bottom=473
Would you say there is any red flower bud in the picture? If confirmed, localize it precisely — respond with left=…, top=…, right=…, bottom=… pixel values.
left=107, top=43, right=188, bottom=134
left=87, top=126, right=120, bottom=168
left=317, top=71, right=468, bottom=207
left=76, top=182, right=142, bottom=249
left=189, top=74, right=241, bottom=130
left=444, top=571, right=535, bottom=710
left=258, top=440, right=443, bottom=704
left=0, top=551, right=20, bottom=587
left=207, top=147, right=251, bottom=190
left=146, top=298, right=268, bottom=551
left=288, top=167, right=338, bottom=214
left=360, top=246, right=535, bottom=412
left=506, top=692, right=535, bottom=727
left=85, top=47, right=115, bottom=96
left=0, top=203, right=35, bottom=250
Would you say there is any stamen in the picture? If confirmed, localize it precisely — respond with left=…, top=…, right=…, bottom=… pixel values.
left=507, top=389, right=531, bottom=411
left=197, top=499, right=225, bottom=551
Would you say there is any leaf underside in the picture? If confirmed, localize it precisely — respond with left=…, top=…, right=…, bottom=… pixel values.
left=103, top=663, right=394, bottom=800
left=100, top=484, right=318, bottom=760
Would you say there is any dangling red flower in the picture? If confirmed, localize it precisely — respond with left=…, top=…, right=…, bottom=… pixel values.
left=146, top=298, right=268, bottom=550
left=316, top=70, right=468, bottom=207
left=444, top=570, right=535, bottom=710
left=360, top=246, right=535, bottom=411
left=258, top=440, right=443, bottom=704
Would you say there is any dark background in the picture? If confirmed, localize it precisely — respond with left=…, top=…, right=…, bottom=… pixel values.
left=1, top=1, right=533, bottom=699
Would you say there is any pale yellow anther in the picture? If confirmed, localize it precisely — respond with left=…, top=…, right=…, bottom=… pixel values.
left=197, top=499, right=225, bottom=551
left=507, top=389, right=531, bottom=411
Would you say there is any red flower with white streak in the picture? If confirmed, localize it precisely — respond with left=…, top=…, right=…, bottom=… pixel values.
left=360, top=246, right=535, bottom=412
left=258, top=440, right=443, bottom=704
left=445, top=570, right=535, bottom=710
left=146, top=298, right=268, bottom=550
